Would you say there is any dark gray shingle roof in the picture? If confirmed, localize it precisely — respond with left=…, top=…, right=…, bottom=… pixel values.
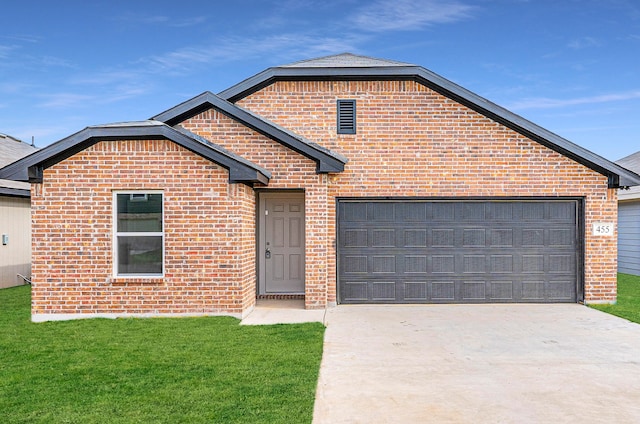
left=616, top=151, right=640, bottom=174
left=0, top=133, right=37, bottom=196
left=0, top=133, right=38, bottom=168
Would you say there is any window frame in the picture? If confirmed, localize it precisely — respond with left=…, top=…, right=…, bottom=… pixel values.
left=112, top=190, right=165, bottom=278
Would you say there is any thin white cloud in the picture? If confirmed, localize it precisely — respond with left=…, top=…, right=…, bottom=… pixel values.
left=114, top=13, right=206, bottom=28
left=0, top=81, right=36, bottom=94
left=40, top=56, right=75, bottom=68
left=0, top=44, right=18, bottom=59
left=169, top=16, right=207, bottom=28
left=508, top=91, right=640, bottom=110
left=71, top=70, right=143, bottom=86
left=37, top=84, right=151, bottom=109
left=143, top=33, right=365, bottom=73
left=2, top=34, right=40, bottom=43
left=567, top=36, right=601, bottom=49
left=38, top=93, right=95, bottom=108
left=352, top=0, right=475, bottom=31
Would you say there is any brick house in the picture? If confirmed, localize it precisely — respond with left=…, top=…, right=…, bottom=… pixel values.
left=1, top=53, right=639, bottom=322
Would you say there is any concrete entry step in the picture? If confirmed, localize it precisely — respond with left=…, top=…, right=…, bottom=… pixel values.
left=241, top=299, right=326, bottom=326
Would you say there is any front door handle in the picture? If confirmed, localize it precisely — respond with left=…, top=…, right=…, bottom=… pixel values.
left=265, top=248, right=271, bottom=259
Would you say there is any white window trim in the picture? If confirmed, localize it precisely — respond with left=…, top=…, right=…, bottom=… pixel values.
left=113, top=190, right=165, bottom=278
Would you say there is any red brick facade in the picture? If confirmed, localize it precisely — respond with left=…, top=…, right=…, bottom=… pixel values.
left=236, top=81, right=617, bottom=305
left=29, top=75, right=618, bottom=321
left=31, top=139, right=257, bottom=320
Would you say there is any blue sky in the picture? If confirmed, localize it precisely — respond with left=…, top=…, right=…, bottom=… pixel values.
left=1, top=0, right=639, bottom=161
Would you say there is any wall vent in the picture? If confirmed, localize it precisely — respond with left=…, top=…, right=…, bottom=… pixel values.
left=337, top=99, right=356, bottom=134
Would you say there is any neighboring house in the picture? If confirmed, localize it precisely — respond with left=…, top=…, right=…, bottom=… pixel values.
left=616, top=151, right=640, bottom=276
left=1, top=53, right=639, bottom=322
left=0, top=133, right=38, bottom=288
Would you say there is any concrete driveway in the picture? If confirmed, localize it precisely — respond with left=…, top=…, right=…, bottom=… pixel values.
left=313, top=304, right=640, bottom=423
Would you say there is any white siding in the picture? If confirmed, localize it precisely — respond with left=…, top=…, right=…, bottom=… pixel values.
left=0, top=196, right=31, bottom=288
left=618, top=200, right=640, bottom=276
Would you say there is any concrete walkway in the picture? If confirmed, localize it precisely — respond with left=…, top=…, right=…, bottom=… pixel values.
left=240, top=299, right=326, bottom=325
left=313, top=304, right=640, bottom=424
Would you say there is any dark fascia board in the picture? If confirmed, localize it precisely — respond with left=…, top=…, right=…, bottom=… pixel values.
left=153, top=91, right=347, bottom=174
left=0, top=123, right=270, bottom=186
left=219, top=65, right=640, bottom=188
left=0, top=187, right=30, bottom=197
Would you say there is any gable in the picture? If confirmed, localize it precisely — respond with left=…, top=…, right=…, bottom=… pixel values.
left=238, top=79, right=610, bottom=195
left=178, top=107, right=320, bottom=183
left=218, top=53, right=640, bottom=189
left=152, top=91, right=347, bottom=174
left=0, top=121, right=270, bottom=186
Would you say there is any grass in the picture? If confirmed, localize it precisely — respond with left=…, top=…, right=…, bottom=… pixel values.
left=0, top=286, right=325, bottom=423
left=590, top=273, right=640, bottom=324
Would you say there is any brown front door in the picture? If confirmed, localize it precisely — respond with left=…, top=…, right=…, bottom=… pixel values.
left=258, top=192, right=305, bottom=294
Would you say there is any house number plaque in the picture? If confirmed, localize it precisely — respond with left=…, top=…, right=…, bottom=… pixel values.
left=592, top=222, right=614, bottom=236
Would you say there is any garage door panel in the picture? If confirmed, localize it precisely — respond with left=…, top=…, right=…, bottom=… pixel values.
left=521, top=281, right=545, bottom=300
left=405, top=282, right=428, bottom=300
left=488, top=203, right=514, bottom=220
left=372, top=282, right=396, bottom=300
left=432, top=255, right=455, bottom=273
left=491, top=255, right=514, bottom=273
left=491, top=229, right=514, bottom=247
left=403, top=203, right=428, bottom=221
left=342, top=202, right=368, bottom=222
left=463, top=281, right=487, bottom=300
left=370, top=202, right=395, bottom=221
left=343, top=229, right=367, bottom=247
left=432, top=203, right=456, bottom=221
left=341, top=282, right=368, bottom=301
left=549, top=228, right=574, bottom=246
left=372, top=255, right=396, bottom=273
left=404, top=229, right=427, bottom=247
left=404, top=255, right=427, bottom=274
left=432, top=281, right=455, bottom=300
left=549, top=202, right=576, bottom=220
left=463, top=229, right=486, bottom=247
left=548, top=281, right=575, bottom=300
left=432, top=228, right=455, bottom=247
left=463, top=255, right=486, bottom=273
left=490, top=281, right=514, bottom=300
left=338, top=200, right=578, bottom=304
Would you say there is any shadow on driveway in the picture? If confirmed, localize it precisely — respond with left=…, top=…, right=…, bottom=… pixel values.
left=313, top=304, right=640, bottom=423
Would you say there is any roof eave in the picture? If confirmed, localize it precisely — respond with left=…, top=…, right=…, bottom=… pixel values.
left=5, top=123, right=270, bottom=187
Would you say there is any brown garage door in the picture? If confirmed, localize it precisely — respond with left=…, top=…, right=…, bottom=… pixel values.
left=337, top=200, right=580, bottom=304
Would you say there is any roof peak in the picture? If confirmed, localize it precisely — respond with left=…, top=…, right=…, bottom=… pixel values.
left=279, top=53, right=415, bottom=68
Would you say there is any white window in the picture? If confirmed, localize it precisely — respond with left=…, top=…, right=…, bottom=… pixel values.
left=113, top=191, right=164, bottom=277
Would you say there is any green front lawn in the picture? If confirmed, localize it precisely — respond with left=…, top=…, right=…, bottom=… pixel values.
left=0, top=286, right=325, bottom=423
left=590, top=273, right=640, bottom=324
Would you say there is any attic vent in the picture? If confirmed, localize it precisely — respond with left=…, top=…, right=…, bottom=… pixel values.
left=337, top=99, right=356, bottom=134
